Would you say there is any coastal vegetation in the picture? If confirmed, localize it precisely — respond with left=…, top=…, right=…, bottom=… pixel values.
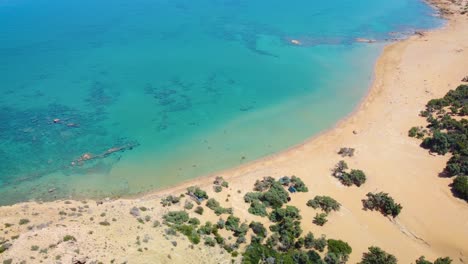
left=307, top=196, right=341, bottom=213
left=213, top=176, right=229, bottom=193
left=338, top=147, right=355, bottom=157
left=313, top=213, right=328, bottom=226
left=362, top=192, right=402, bottom=217
left=359, top=246, right=397, bottom=264
left=332, top=161, right=367, bottom=187
left=415, top=256, right=452, bottom=264
left=205, top=198, right=233, bottom=215
left=409, top=84, right=468, bottom=201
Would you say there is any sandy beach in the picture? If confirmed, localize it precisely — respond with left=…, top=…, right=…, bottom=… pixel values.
left=1, top=1, right=467, bottom=263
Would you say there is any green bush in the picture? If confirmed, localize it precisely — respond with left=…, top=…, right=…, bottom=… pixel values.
left=175, top=224, right=200, bottom=244
left=416, top=256, right=452, bottom=264
left=187, top=186, right=208, bottom=200
left=244, top=192, right=262, bottom=203
left=188, top=217, right=200, bottom=226
left=445, top=154, right=468, bottom=177
left=184, top=201, right=194, bottom=210
left=217, top=219, right=225, bottom=229
left=248, top=200, right=268, bottom=217
left=327, top=239, right=352, bottom=255
left=19, top=219, right=30, bottom=225
left=204, top=237, right=216, bottom=247
left=332, top=162, right=366, bottom=187
left=307, top=196, right=341, bottom=213
left=303, top=232, right=315, bottom=249
left=326, top=239, right=352, bottom=263
left=194, top=206, right=204, bottom=215
left=225, top=215, right=240, bottom=231
left=359, top=246, right=397, bottom=264
left=269, top=206, right=301, bottom=222
left=261, top=182, right=289, bottom=208
left=249, top=222, right=267, bottom=238
left=290, top=176, right=309, bottom=192
left=233, top=223, right=249, bottom=237
left=254, top=177, right=276, bottom=191
left=313, top=235, right=327, bottom=252
left=214, top=185, right=222, bottom=193
left=163, top=211, right=189, bottom=225
left=408, top=126, right=425, bottom=138
left=160, top=195, right=180, bottom=206
left=362, top=192, right=402, bottom=217
left=452, top=175, right=468, bottom=200
left=63, top=235, right=76, bottom=242
left=313, top=213, right=328, bottom=226
left=349, top=170, right=367, bottom=186
left=198, top=221, right=216, bottom=235
left=205, top=198, right=232, bottom=215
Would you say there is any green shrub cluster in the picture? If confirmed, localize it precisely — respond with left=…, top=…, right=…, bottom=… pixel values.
left=408, top=126, right=426, bottom=138
left=205, top=198, right=233, bottom=215
left=247, top=200, right=267, bottom=217
left=415, top=256, right=452, bottom=264
left=307, top=196, right=341, bottom=213
left=325, top=239, right=352, bottom=264
left=410, top=85, right=468, bottom=201
left=213, top=176, right=229, bottom=193
left=290, top=176, right=309, bottom=192
left=194, top=206, right=204, bottom=215
left=162, top=211, right=189, bottom=225
left=160, top=195, right=180, bottom=207
left=313, top=213, right=328, bottom=226
left=359, top=246, right=397, bottom=264
left=187, top=186, right=209, bottom=201
left=253, top=177, right=276, bottom=191
left=362, top=192, right=402, bottom=218
left=332, top=161, right=367, bottom=187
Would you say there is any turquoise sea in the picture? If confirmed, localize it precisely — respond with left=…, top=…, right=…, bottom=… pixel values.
left=0, top=0, right=442, bottom=205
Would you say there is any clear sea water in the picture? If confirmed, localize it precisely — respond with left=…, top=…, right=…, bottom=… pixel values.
left=0, top=0, right=442, bottom=205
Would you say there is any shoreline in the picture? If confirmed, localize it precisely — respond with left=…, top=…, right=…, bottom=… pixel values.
left=132, top=19, right=445, bottom=201
left=122, top=0, right=453, bottom=203
left=1, top=1, right=467, bottom=263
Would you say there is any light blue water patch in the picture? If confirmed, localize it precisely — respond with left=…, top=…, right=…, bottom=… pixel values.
left=0, top=0, right=442, bottom=204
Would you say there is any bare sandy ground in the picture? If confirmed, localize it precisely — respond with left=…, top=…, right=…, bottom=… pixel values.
left=1, top=1, right=468, bottom=263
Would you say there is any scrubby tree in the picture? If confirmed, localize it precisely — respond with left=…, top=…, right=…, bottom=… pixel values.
left=416, top=256, right=453, bottom=264
left=349, top=169, right=367, bottom=186
left=162, top=211, right=189, bottom=225
left=225, top=215, right=240, bottom=231
left=452, top=175, right=468, bottom=200
left=187, top=186, right=208, bottom=200
left=307, top=196, right=341, bottom=213
left=362, top=192, right=402, bottom=217
left=326, top=239, right=352, bottom=263
left=313, top=213, right=328, bottom=226
left=261, top=181, right=289, bottom=208
left=422, top=130, right=451, bottom=155
left=445, top=154, right=468, bottom=176
left=254, top=177, right=276, bottom=191
left=249, top=222, right=267, bottom=238
left=359, top=246, right=397, bottom=264
left=244, top=192, right=262, bottom=203
left=248, top=200, right=268, bottom=217
left=291, top=176, right=309, bottom=192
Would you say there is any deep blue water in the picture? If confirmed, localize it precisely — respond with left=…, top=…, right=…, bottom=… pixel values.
left=0, top=0, right=442, bottom=204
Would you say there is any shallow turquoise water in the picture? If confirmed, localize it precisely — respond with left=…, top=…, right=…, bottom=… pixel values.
left=0, top=0, right=442, bottom=204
